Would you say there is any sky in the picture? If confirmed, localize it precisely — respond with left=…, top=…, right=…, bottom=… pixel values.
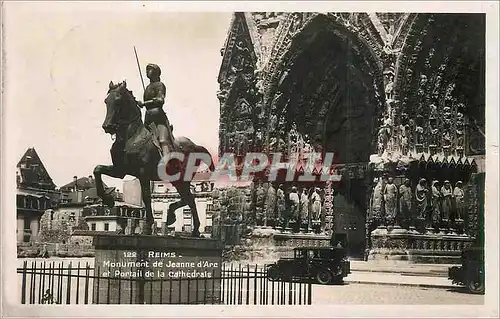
left=4, top=3, right=233, bottom=190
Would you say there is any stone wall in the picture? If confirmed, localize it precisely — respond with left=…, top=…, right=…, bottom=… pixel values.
left=17, top=242, right=94, bottom=258
left=368, top=226, right=472, bottom=264
left=222, top=228, right=331, bottom=264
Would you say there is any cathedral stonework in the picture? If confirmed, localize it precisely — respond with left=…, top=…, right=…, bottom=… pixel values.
left=217, top=12, right=485, bottom=261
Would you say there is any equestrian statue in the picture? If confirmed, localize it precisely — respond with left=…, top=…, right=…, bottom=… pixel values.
left=93, top=62, right=214, bottom=237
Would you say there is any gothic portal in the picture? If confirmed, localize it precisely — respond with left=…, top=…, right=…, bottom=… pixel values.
left=217, top=13, right=485, bottom=258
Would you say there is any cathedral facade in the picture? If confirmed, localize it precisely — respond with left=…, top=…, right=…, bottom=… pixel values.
left=217, top=13, right=485, bottom=258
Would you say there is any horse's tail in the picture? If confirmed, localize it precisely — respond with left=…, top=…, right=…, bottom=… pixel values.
left=195, top=145, right=215, bottom=172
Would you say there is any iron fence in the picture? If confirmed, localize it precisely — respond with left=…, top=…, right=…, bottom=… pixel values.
left=18, top=261, right=312, bottom=305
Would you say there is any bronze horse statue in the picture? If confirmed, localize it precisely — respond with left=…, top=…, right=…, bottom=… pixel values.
left=93, top=81, right=215, bottom=237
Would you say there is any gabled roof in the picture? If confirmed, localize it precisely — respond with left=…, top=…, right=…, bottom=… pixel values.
left=60, top=176, right=107, bottom=192
left=218, top=12, right=261, bottom=84
left=60, top=186, right=117, bottom=206
left=17, top=147, right=56, bottom=190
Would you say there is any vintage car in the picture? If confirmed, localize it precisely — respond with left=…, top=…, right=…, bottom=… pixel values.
left=266, top=246, right=351, bottom=284
left=448, top=246, right=485, bottom=294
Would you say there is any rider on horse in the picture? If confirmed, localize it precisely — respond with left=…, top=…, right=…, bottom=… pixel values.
left=137, top=63, right=175, bottom=157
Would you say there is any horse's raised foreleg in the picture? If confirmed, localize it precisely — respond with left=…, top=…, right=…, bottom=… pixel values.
left=93, top=165, right=126, bottom=207
left=175, top=182, right=201, bottom=237
left=139, top=177, right=154, bottom=235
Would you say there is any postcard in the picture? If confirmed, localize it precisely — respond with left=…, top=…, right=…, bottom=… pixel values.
left=1, top=1, right=498, bottom=318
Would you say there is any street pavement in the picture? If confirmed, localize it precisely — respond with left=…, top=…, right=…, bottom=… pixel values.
left=345, top=272, right=452, bottom=288
left=349, top=260, right=452, bottom=277
left=312, top=282, right=484, bottom=305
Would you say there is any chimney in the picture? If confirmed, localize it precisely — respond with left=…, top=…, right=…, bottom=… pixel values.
left=73, top=176, right=78, bottom=191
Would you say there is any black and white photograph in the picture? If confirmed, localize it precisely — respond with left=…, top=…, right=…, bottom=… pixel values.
left=1, top=1, right=498, bottom=318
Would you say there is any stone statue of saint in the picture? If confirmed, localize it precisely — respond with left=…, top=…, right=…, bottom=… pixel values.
left=385, top=74, right=394, bottom=101
left=255, top=182, right=266, bottom=225
left=289, top=186, right=300, bottom=220
left=265, top=183, right=277, bottom=223
left=400, top=124, right=409, bottom=155
left=399, top=178, right=412, bottom=224
left=276, top=184, right=286, bottom=221
left=453, top=181, right=465, bottom=220
left=383, top=177, right=398, bottom=225
left=370, top=178, right=384, bottom=220
left=415, top=126, right=424, bottom=145
left=300, top=188, right=309, bottom=225
left=137, top=63, right=174, bottom=156
left=431, top=180, right=442, bottom=226
left=415, top=178, right=429, bottom=220
left=440, top=180, right=453, bottom=222
left=429, top=103, right=438, bottom=119
left=310, top=188, right=322, bottom=221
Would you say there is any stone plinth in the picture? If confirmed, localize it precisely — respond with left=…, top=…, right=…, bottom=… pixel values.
left=273, top=232, right=331, bottom=248
left=231, top=229, right=332, bottom=263
left=92, top=234, right=223, bottom=304
left=368, top=226, right=473, bottom=264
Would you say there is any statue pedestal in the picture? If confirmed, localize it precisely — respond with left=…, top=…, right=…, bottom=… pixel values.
left=368, top=226, right=473, bottom=264
left=91, top=234, right=223, bottom=304
left=273, top=232, right=331, bottom=248
left=234, top=229, right=332, bottom=263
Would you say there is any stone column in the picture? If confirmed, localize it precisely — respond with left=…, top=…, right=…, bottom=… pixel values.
left=323, top=180, right=334, bottom=236
left=125, top=218, right=133, bottom=235
left=30, top=217, right=40, bottom=242
left=138, top=220, right=145, bottom=234
left=17, top=217, right=24, bottom=243
left=161, top=221, right=168, bottom=235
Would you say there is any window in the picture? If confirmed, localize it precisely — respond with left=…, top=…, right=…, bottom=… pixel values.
left=183, top=208, right=192, bottom=225
left=24, top=218, right=31, bottom=231
left=104, top=223, right=109, bottom=231
left=91, top=223, right=96, bottom=231
left=153, top=210, right=162, bottom=218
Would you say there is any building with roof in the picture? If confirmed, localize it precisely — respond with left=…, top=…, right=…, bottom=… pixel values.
left=38, top=173, right=124, bottom=242
left=16, top=147, right=60, bottom=243
left=81, top=201, right=146, bottom=233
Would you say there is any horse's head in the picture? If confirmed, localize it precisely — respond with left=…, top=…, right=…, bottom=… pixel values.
left=102, top=81, right=140, bottom=135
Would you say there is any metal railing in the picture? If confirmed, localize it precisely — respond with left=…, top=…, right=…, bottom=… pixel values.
left=18, top=261, right=312, bottom=305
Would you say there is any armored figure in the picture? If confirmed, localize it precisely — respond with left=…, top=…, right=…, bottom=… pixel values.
left=137, top=64, right=175, bottom=156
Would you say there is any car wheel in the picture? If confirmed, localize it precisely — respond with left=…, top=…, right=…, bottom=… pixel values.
left=267, top=266, right=280, bottom=281
left=316, top=270, right=332, bottom=285
left=466, top=268, right=485, bottom=295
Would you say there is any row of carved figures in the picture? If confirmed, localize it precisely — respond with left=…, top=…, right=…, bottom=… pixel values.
left=253, top=183, right=331, bottom=232
left=369, top=176, right=466, bottom=228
